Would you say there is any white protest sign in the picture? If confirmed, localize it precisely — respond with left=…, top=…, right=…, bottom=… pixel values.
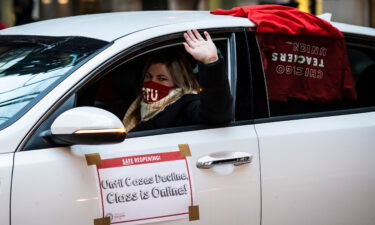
left=95, top=151, right=194, bottom=224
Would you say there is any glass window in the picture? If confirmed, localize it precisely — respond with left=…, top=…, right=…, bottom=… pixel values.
left=0, top=36, right=108, bottom=128
left=347, top=40, right=375, bottom=107
left=251, top=33, right=375, bottom=118
left=76, top=38, right=231, bottom=133
left=234, top=31, right=252, bottom=121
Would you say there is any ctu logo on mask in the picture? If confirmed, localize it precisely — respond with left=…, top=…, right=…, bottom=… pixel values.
left=142, top=81, right=175, bottom=104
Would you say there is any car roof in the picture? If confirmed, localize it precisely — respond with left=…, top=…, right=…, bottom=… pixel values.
left=332, top=22, right=375, bottom=37
left=0, top=11, right=374, bottom=42
left=0, top=11, right=254, bottom=42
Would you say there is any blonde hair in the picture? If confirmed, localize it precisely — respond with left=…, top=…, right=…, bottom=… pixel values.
left=142, top=50, right=199, bottom=93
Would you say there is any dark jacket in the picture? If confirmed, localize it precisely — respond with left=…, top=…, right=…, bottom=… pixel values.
left=132, top=57, right=233, bottom=131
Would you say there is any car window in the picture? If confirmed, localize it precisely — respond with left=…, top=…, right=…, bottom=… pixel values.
left=0, top=36, right=108, bottom=129
left=249, top=32, right=375, bottom=119
left=21, top=31, right=235, bottom=150
left=234, top=31, right=252, bottom=121
left=346, top=38, right=375, bottom=107
left=235, top=31, right=270, bottom=121
left=75, top=37, right=231, bottom=132
left=22, top=30, right=246, bottom=151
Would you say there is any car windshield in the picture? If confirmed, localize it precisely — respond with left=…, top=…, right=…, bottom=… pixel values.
left=0, top=36, right=108, bottom=127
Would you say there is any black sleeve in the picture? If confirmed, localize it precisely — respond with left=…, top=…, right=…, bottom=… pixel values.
left=186, top=56, right=233, bottom=124
left=133, top=57, right=233, bottom=131
left=132, top=94, right=200, bottom=131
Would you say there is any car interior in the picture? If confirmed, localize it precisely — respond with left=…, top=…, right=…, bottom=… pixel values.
left=266, top=38, right=375, bottom=117
left=75, top=41, right=228, bottom=122
left=348, top=46, right=375, bottom=107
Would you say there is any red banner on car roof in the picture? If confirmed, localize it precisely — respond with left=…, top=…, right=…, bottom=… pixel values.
left=212, top=5, right=356, bottom=102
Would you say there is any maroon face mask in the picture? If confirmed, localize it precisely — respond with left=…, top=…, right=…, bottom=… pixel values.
left=142, top=81, right=175, bottom=104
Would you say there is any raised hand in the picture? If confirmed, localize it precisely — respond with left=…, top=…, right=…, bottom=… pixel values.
left=183, top=29, right=218, bottom=64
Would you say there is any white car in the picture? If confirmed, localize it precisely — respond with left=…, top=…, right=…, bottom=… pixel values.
left=0, top=10, right=374, bottom=225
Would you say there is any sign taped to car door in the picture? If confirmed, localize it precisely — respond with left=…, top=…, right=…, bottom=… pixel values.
left=94, top=149, right=195, bottom=224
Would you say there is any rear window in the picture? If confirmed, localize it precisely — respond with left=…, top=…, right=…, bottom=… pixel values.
left=0, top=36, right=108, bottom=129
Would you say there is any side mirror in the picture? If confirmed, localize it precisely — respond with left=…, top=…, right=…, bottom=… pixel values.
left=43, top=106, right=126, bottom=145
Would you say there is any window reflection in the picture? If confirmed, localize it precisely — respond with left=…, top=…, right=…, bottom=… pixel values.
left=0, top=45, right=82, bottom=126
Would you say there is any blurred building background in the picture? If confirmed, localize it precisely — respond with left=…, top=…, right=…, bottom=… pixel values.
left=0, top=0, right=374, bottom=28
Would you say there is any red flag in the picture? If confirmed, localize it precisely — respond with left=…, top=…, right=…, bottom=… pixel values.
left=212, top=5, right=356, bottom=102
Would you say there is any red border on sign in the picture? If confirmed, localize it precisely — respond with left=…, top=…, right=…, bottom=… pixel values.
left=96, top=151, right=194, bottom=224
left=97, top=151, right=185, bottom=169
left=97, top=168, right=105, bottom=216
left=185, top=158, right=193, bottom=206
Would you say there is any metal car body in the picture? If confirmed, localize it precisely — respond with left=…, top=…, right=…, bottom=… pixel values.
left=0, top=10, right=374, bottom=225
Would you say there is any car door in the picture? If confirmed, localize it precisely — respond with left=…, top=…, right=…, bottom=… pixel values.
left=11, top=29, right=261, bottom=225
left=0, top=153, right=12, bottom=225
left=250, top=31, right=375, bottom=225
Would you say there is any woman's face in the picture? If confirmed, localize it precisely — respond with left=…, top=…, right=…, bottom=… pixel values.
left=143, top=63, right=175, bottom=87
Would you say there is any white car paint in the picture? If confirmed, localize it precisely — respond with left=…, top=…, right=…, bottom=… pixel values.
left=0, top=14, right=252, bottom=155
left=0, top=11, right=373, bottom=42
left=12, top=126, right=260, bottom=225
left=257, top=112, right=375, bottom=225
left=0, top=9, right=373, bottom=225
left=0, top=11, right=261, bottom=225
left=0, top=11, right=254, bottom=42
left=332, top=21, right=375, bottom=37
left=51, top=107, right=124, bottom=134
left=0, top=154, right=13, bottom=225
